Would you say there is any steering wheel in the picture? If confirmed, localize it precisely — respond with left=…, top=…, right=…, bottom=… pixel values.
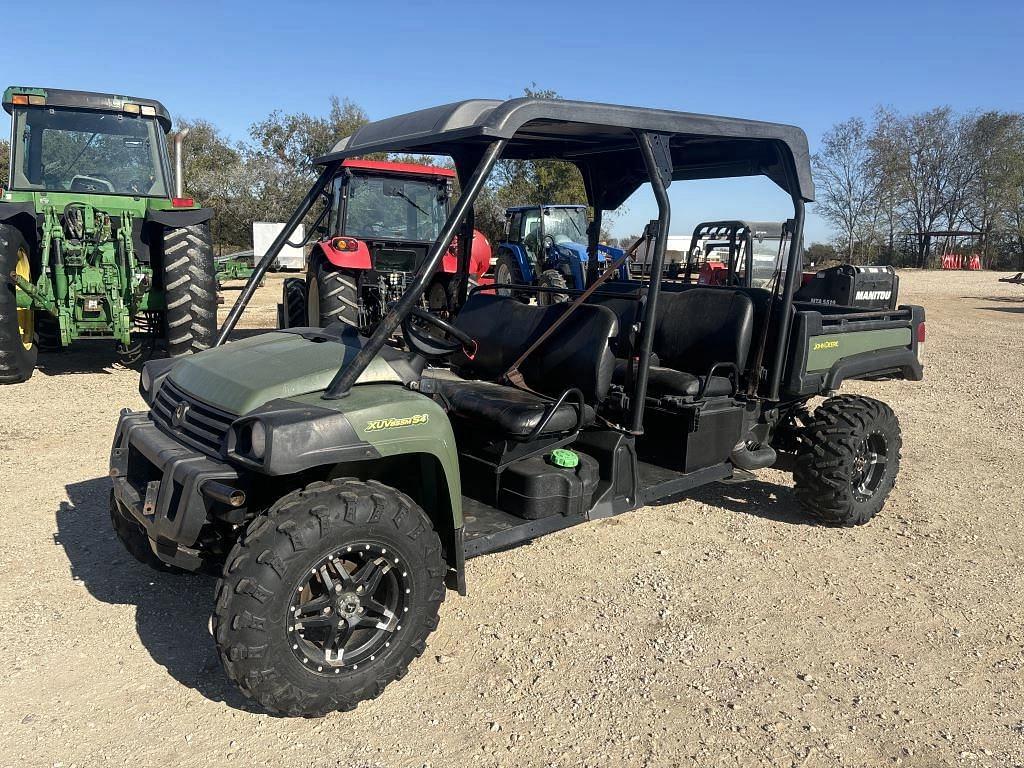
left=401, top=306, right=477, bottom=360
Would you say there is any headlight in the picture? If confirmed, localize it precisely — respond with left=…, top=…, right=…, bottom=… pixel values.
left=249, top=421, right=267, bottom=460
left=140, top=365, right=152, bottom=394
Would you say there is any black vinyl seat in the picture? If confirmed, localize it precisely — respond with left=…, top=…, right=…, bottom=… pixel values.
left=611, top=288, right=754, bottom=399
left=431, top=379, right=595, bottom=437
left=426, top=294, right=618, bottom=440
left=612, top=359, right=735, bottom=397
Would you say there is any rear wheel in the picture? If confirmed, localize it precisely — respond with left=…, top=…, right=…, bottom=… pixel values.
left=212, top=479, right=446, bottom=716
left=494, top=249, right=528, bottom=302
left=307, top=254, right=360, bottom=328
left=162, top=223, right=217, bottom=356
left=280, top=277, right=308, bottom=328
left=0, top=224, right=38, bottom=384
left=793, top=395, right=901, bottom=525
left=537, top=269, right=569, bottom=306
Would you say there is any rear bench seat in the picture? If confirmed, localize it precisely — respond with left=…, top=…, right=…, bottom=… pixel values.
left=603, top=287, right=755, bottom=398
left=427, top=294, right=619, bottom=439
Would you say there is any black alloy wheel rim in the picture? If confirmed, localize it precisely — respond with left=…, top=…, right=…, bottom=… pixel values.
left=852, top=432, right=888, bottom=502
left=288, top=542, right=408, bottom=674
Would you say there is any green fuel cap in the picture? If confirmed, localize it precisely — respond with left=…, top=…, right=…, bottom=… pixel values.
left=550, top=448, right=579, bottom=468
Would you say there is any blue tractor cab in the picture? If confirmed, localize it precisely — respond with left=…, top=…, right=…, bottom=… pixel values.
left=494, top=204, right=627, bottom=304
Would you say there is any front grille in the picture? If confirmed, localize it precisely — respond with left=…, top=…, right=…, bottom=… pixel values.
left=151, top=379, right=235, bottom=456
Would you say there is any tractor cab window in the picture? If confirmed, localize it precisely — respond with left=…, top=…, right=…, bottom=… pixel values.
left=542, top=207, right=588, bottom=245
left=9, top=107, right=169, bottom=197
left=343, top=174, right=447, bottom=242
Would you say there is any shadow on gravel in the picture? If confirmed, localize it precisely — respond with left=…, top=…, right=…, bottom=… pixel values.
left=55, top=475, right=261, bottom=713
left=35, top=340, right=145, bottom=377
left=686, top=478, right=817, bottom=526
left=977, top=305, right=1024, bottom=314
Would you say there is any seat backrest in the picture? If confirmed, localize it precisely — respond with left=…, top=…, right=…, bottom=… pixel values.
left=652, top=288, right=754, bottom=374
left=451, top=293, right=619, bottom=403
left=585, top=291, right=644, bottom=359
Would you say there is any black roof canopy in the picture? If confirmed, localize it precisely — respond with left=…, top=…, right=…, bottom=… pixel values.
left=316, top=98, right=814, bottom=208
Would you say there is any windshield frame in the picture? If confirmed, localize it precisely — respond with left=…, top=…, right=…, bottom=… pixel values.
left=337, top=170, right=450, bottom=243
left=7, top=105, right=173, bottom=198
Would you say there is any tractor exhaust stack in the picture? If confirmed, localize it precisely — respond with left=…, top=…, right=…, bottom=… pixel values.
left=173, top=127, right=190, bottom=199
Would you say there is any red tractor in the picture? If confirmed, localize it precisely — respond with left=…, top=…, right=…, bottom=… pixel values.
left=280, top=159, right=491, bottom=330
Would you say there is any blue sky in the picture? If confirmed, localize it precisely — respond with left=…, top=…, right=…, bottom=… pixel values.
left=2, top=0, right=1022, bottom=243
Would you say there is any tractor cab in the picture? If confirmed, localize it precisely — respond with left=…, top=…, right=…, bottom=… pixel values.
left=282, top=159, right=491, bottom=329
left=495, top=204, right=626, bottom=303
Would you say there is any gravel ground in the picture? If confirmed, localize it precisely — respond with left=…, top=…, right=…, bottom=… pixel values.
left=1, top=270, right=1022, bottom=768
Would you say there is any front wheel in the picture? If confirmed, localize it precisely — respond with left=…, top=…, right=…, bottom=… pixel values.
left=213, top=479, right=446, bottom=716
left=793, top=395, right=901, bottom=526
left=279, top=277, right=308, bottom=328
left=537, top=269, right=569, bottom=306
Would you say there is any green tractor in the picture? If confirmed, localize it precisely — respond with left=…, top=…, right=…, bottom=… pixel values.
left=0, top=86, right=217, bottom=384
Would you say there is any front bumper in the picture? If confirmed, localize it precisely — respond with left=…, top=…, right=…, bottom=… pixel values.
left=110, top=409, right=240, bottom=570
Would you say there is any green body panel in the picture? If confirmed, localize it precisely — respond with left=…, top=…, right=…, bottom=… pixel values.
left=288, top=386, right=462, bottom=526
left=167, top=330, right=463, bottom=524
left=168, top=331, right=406, bottom=415
left=805, top=328, right=912, bottom=372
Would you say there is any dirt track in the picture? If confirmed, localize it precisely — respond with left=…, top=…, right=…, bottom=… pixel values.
left=1, top=271, right=1022, bottom=768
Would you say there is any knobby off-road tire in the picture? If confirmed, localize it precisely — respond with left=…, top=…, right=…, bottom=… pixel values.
left=793, top=395, right=902, bottom=526
left=213, top=478, right=446, bottom=717
left=307, top=255, right=359, bottom=328
left=162, top=223, right=217, bottom=357
left=537, top=268, right=569, bottom=306
left=280, top=277, right=307, bottom=329
left=0, top=223, right=38, bottom=384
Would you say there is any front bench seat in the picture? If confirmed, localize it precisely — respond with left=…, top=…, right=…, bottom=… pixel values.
left=432, top=379, right=595, bottom=437
left=613, top=288, right=754, bottom=398
left=429, top=294, right=618, bottom=439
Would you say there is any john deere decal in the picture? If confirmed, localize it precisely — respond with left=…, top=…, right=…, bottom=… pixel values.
left=364, top=414, right=430, bottom=432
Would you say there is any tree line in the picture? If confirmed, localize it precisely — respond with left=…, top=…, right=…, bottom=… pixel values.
left=813, top=108, right=1024, bottom=270
left=178, top=86, right=590, bottom=253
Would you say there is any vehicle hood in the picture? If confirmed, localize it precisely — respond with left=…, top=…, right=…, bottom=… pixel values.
left=166, top=329, right=405, bottom=415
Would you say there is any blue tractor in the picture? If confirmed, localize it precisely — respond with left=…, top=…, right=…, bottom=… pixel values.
left=493, top=204, right=627, bottom=304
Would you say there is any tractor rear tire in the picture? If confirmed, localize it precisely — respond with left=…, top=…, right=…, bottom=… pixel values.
left=0, top=223, right=38, bottom=384
left=537, top=269, right=569, bottom=306
left=307, top=255, right=360, bottom=328
left=162, top=223, right=217, bottom=357
left=212, top=478, right=446, bottom=716
left=280, top=277, right=308, bottom=328
left=793, top=395, right=901, bottom=526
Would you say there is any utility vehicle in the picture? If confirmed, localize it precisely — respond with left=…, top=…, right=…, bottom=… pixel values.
left=109, top=98, right=925, bottom=717
left=0, top=87, right=217, bottom=383
left=280, top=159, right=491, bottom=330
left=493, top=204, right=626, bottom=303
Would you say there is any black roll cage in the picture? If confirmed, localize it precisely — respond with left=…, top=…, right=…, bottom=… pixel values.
left=216, top=98, right=813, bottom=424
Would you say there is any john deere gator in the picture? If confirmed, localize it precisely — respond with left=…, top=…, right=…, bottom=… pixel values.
left=0, top=86, right=217, bottom=384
